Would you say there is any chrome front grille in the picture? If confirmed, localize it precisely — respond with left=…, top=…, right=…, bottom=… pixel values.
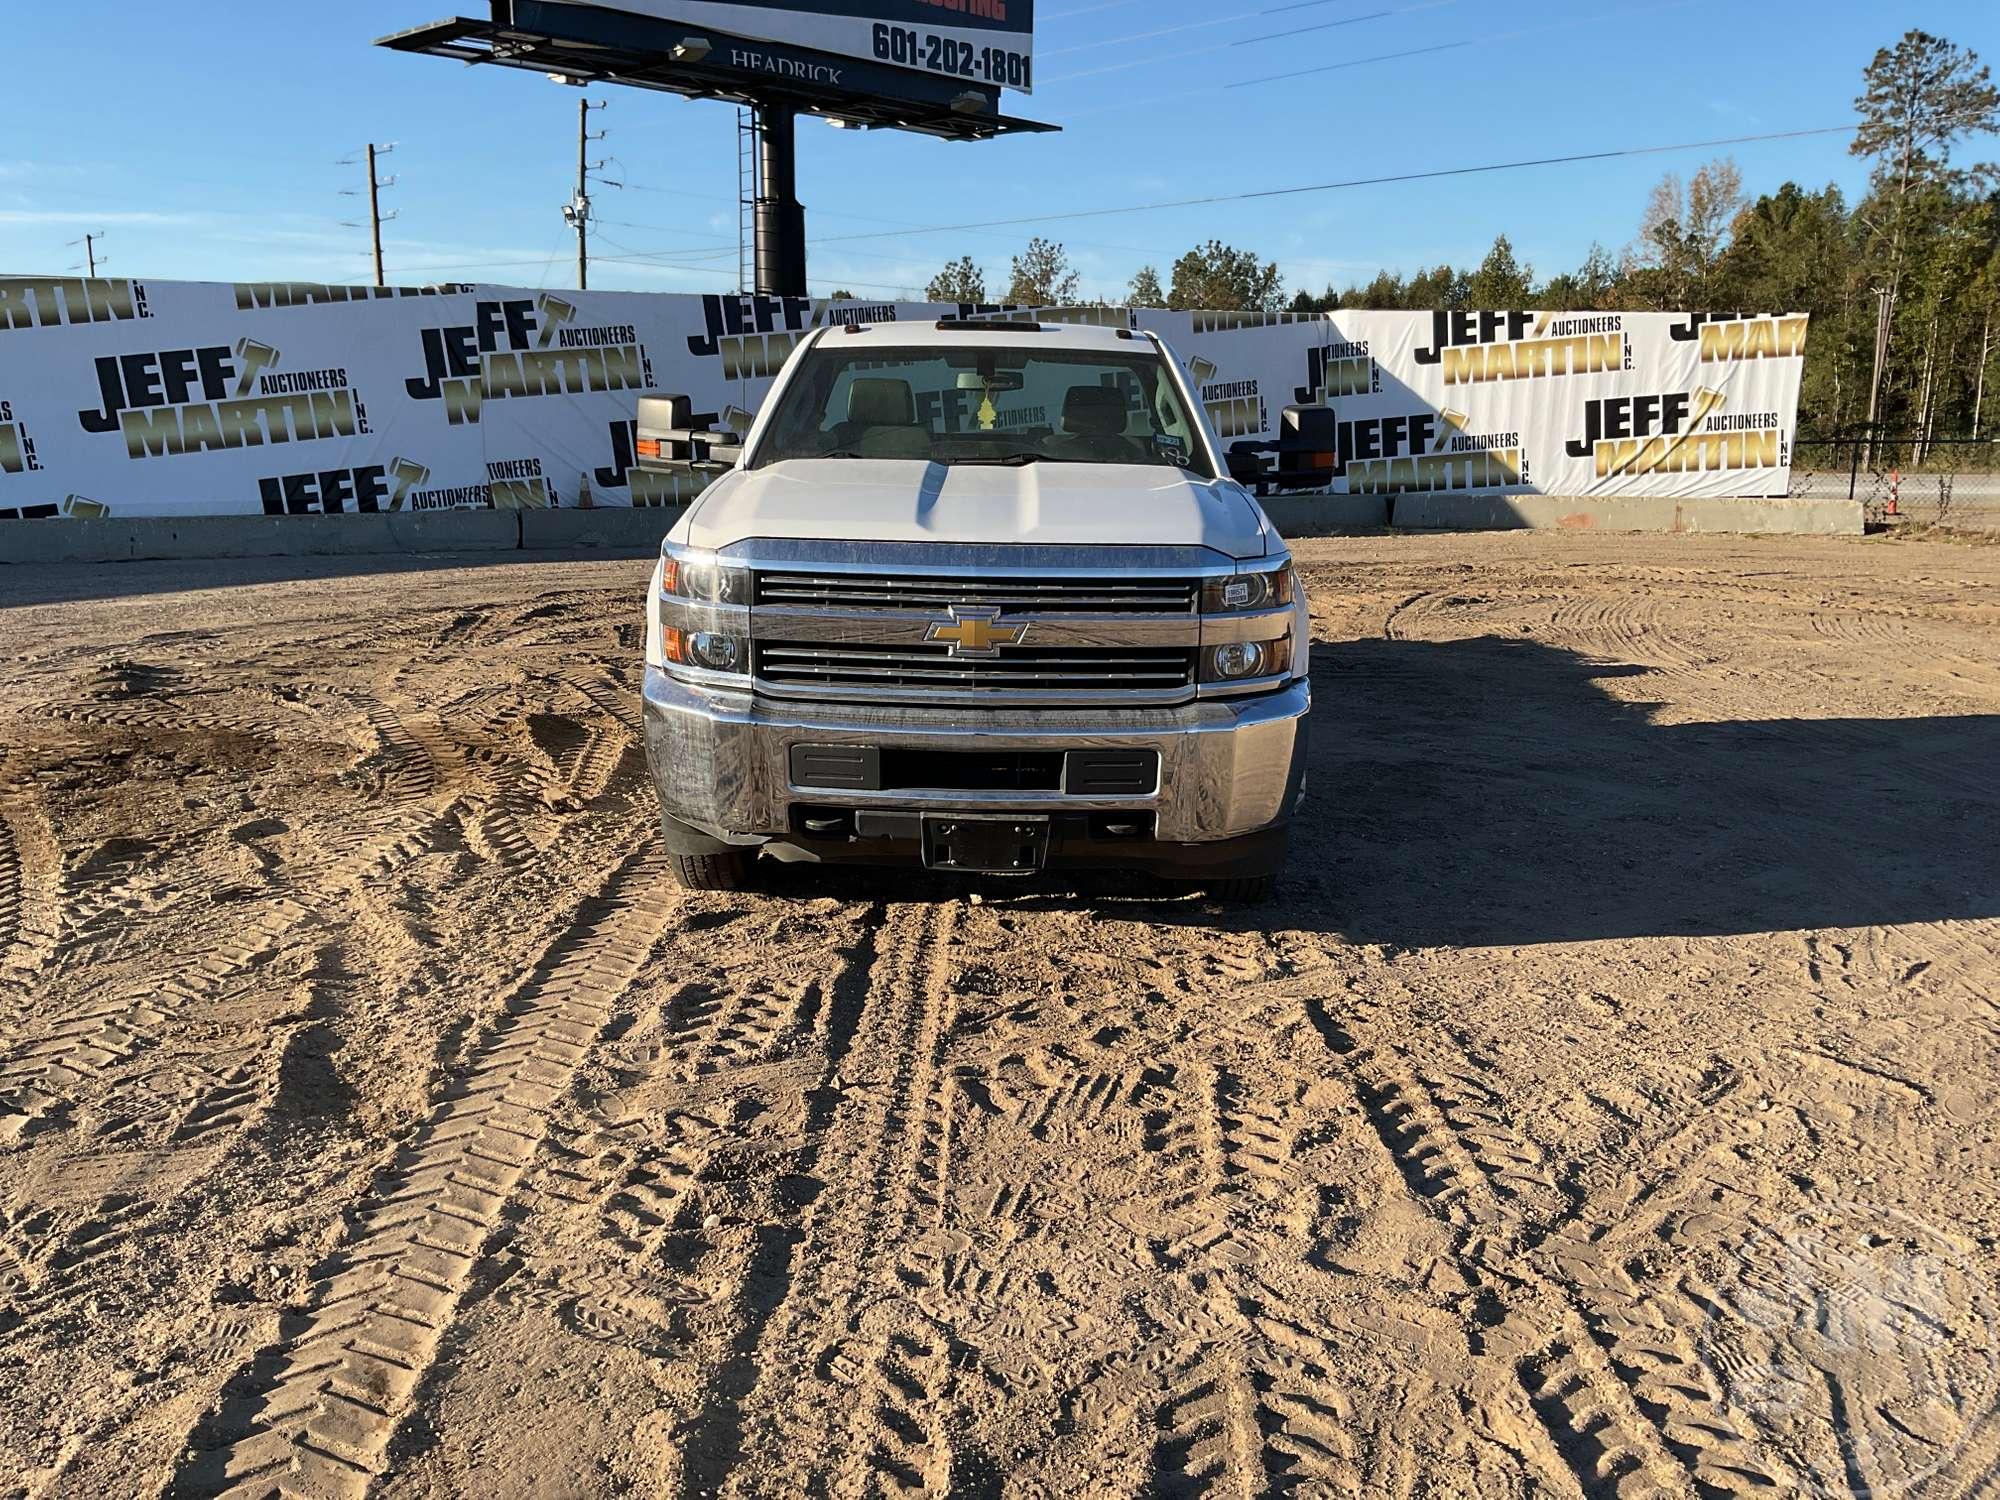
left=755, top=641, right=1197, bottom=699
left=755, top=571, right=1199, bottom=615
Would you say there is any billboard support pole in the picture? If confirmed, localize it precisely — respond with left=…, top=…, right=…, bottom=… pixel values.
left=752, top=104, right=807, bottom=298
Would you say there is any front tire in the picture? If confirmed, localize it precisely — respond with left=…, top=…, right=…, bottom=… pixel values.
left=670, top=849, right=753, bottom=891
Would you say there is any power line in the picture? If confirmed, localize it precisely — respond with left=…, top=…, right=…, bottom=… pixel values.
left=1230, top=0, right=1461, bottom=49
left=1222, top=0, right=1711, bottom=92
left=1227, top=36, right=1463, bottom=86
left=1045, top=0, right=1461, bottom=66
left=592, top=232, right=928, bottom=296
left=391, top=122, right=1859, bottom=282
left=1044, top=0, right=1143, bottom=17
left=1052, top=0, right=1698, bottom=95
left=792, top=124, right=1861, bottom=244
left=620, top=180, right=1165, bottom=258
left=1040, top=0, right=1357, bottom=57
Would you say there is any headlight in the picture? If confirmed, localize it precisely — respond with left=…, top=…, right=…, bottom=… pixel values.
left=658, top=549, right=750, bottom=678
left=1201, top=636, right=1292, bottom=682
left=1201, top=562, right=1295, bottom=613
left=661, top=553, right=750, bottom=605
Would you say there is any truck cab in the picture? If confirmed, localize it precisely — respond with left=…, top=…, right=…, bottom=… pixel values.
left=636, top=318, right=1309, bottom=898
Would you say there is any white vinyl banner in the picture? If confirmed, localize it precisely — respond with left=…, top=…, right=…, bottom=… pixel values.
left=1151, top=307, right=1808, bottom=501
left=0, top=277, right=1806, bottom=521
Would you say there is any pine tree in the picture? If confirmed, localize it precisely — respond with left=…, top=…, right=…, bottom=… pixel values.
left=1166, top=241, right=1283, bottom=311
left=1127, top=265, right=1166, bottom=308
left=1005, top=238, right=1080, bottom=305
left=925, top=255, right=987, bottom=304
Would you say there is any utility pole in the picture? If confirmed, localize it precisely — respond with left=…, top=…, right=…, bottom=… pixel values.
left=67, top=231, right=106, bottom=277
left=1973, top=306, right=1992, bottom=442
left=341, top=145, right=398, bottom=288
left=367, top=144, right=388, bottom=288
left=1863, top=286, right=1893, bottom=471
left=566, top=98, right=609, bottom=290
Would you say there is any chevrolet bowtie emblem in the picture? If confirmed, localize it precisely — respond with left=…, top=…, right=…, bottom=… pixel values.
left=926, top=608, right=1027, bottom=657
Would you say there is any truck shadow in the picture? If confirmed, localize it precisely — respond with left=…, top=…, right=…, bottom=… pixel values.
left=1283, top=635, right=2000, bottom=945
left=936, top=635, right=2000, bottom=946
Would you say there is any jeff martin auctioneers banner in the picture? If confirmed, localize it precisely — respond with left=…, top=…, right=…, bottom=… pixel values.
left=0, top=276, right=1807, bottom=521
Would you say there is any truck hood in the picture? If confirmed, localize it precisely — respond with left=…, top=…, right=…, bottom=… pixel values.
left=680, top=459, right=1271, bottom=558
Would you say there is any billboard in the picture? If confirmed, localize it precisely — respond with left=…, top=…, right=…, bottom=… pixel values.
left=0, top=278, right=1806, bottom=520
left=541, top=0, right=1036, bottom=91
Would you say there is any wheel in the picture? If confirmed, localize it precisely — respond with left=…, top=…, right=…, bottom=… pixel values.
left=1205, top=873, right=1277, bottom=904
left=669, top=848, right=753, bottom=891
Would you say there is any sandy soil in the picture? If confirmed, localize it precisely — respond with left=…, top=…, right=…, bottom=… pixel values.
left=0, top=531, right=1996, bottom=1500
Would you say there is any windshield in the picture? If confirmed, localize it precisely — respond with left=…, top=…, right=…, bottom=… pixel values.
left=750, top=343, right=1214, bottom=476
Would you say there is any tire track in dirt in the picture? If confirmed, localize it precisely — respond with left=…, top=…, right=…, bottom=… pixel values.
left=0, top=780, right=59, bottom=1017
left=173, top=846, right=676, bottom=1499
left=1329, top=1013, right=1789, bottom=1499
left=0, top=698, right=469, bottom=1141
left=0, top=795, right=22, bottom=961
left=488, top=916, right=876, bottom=1363
left=964, top=929, right=1373, bottom=1498
left=708, top=901, right=963, bottom=1499
left=1547, top=594, right=1710, bottom=671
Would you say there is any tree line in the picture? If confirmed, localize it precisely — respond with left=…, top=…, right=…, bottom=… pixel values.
left=913, top=30, right=2000, bottom=451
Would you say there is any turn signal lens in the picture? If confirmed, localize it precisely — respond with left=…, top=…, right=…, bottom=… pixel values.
left=661, top=626, right=687, bottom=665
left=660, top=558, right=679, bottom=596
left=636, top=437, right=663, bottom=460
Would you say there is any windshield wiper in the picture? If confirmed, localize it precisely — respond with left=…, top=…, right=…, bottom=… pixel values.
left=942, top=451, right=1046, bottom=466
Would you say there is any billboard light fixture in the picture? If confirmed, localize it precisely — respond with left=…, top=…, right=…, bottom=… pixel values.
left=950, top=91, right=988, bottom=115
left=672, top=36, right=712, bottom=63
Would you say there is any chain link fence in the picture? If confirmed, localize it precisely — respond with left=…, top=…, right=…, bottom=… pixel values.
left=1789, top=431, right=2000, bottom=529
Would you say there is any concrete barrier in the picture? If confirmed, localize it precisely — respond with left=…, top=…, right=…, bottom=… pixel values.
left=520, top=507, right=681, bottom=552
left=1, top=490, right=1864, bottom=567
left=0, top=511, right=522, bottom=565
left=1389, top=492, right=1865, bottom=536
left=1258, top=494, right=1391, bottom=535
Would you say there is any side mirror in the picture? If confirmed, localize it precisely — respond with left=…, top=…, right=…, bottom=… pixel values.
left=636, top=394, right=743, bottom=474
left=1224, top=443, right=1268, bottom=488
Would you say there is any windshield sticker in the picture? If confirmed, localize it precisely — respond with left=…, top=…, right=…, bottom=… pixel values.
left=1154, top=434, right=1189, bottom=466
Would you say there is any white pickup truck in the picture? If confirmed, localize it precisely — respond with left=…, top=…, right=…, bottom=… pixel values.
left=635, top=318, right=1310, bottom=899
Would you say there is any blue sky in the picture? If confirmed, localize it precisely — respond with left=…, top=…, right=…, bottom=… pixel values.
left=2, top=1, right=1994, bottom=300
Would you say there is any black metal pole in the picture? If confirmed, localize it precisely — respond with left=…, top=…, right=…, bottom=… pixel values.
left=753, top=104, right=807, bottom=298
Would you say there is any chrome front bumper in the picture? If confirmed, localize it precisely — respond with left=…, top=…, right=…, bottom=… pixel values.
left=642, top=667, right=1310, bottom=848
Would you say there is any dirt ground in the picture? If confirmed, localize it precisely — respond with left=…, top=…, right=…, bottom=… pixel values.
left=1, top=530, right=1996, bottom=1500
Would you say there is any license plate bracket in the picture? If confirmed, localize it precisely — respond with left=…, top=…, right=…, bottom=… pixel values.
left=921, top=815, right=1049, bottom=874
